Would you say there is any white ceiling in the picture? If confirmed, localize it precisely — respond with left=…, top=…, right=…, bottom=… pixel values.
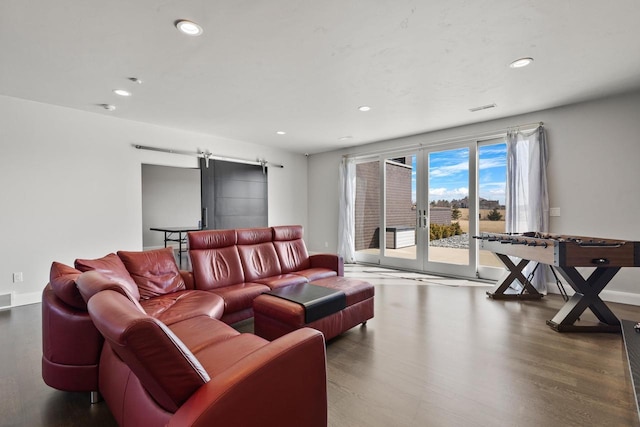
left=2, top=0, right=640, bottom=154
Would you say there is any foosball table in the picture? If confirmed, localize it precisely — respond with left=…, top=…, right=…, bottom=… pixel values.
left=477, top=232, right=640, bottom=332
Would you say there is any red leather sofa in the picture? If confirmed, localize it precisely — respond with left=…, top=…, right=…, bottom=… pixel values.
left=42, top=248, right=224, bottom=395
left=41, top=225, right=338, bottom=426
left=187, top=225, right=343, bottom=324
left=83, top=283, right=326, bottom=427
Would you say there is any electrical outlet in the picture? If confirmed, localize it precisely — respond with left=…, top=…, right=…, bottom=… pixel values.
left=325, top=241, right=329, bottom=248
left=13, top=272, right=23, bottom=283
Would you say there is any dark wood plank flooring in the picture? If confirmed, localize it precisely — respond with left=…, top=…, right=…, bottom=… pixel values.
left=2, top=266, right=640, bottom=426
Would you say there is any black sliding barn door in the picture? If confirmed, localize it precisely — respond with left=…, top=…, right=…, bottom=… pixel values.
left=200, top=159, right=268, bottom=230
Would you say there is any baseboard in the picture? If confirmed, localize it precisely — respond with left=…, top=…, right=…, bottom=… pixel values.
left=547, top=282, right=640, bottom=306
left=0, top=293, right=11, bottom=309
left=12, top=291, right=41, bottom=307
left=600, top=289, right=640, bottom=307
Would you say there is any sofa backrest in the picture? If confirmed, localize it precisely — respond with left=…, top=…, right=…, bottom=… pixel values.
left=87, top=290, right=210, bottom=413
left=117, top=247, right=186, bottom=299
left=236, top=227, right=283, bottom=281
left=188, top=229, right=246, bottom=290
left=49, top=262, right=86, bottom=310
left=75, top=253, right=141, bottom=301
left=272, top=225, right=312, bottom=273
left=76, top=271, right=146, bottom=313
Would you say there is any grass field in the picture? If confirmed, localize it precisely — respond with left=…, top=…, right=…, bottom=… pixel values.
left=456, top=208, right=505, bottom=234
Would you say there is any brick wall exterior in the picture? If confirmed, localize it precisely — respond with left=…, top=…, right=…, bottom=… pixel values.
left=429, top=207, right=452, bottom=225
left=385, top=160, right=415, bottom=228
left=355, top=161, right=380, bottom=250
left=355, top=158, right=415, bottom=251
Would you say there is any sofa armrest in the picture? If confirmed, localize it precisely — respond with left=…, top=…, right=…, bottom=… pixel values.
left=168, top=328, right=327, bottom=427
left=309, top=253, right=344, bottom=276
left=180, top=270, right=195, bottom=290
left=76, top=271, right=146, bottom=314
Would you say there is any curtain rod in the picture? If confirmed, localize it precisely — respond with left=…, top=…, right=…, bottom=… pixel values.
left=344, top=121, right=543, bottom=159
left=132, top=144, right=284, bottom=169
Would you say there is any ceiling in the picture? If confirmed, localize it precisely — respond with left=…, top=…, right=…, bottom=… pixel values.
left=2, top=1, right=640, bottom=155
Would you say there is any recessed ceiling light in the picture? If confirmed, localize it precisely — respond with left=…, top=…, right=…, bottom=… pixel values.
left=276, top=131, right=286, bottom=135
left=469, top=103, right=496, bottom=112
left=113, top=89, right=131, bottom=97
left=175, top=20, right=203, bottom=36
left=128, top=77, right=143, bottom=84
left=100, top=104, right=116, bottom=111
left=509, top=57, right=534, bottom=68
left=338, top=136, right=353, bottom=141
left=358, top=106, right=371, bottom=112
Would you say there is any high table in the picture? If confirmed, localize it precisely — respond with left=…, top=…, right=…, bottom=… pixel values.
left=150, top=226, right=202, bottom=265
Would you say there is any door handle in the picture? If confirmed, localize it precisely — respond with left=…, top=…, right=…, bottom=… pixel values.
left=416, top=210, right=428, bottom=229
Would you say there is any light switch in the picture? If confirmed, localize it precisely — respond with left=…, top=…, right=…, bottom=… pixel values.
left=550, top=207, right=561, bottom=217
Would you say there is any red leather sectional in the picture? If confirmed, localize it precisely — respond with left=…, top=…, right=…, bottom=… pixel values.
left=41, top=225, right=366, bottom=426
left=187, top=225, right=344, bottom=324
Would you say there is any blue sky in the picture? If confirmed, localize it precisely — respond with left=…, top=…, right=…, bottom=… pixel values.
left=477, top=143, right=507, bottom=205
left=410, top=142, right=506, bottom=204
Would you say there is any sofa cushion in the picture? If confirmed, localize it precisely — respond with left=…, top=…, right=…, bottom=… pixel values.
left=254, top=274, right=308, bottom=290
left=167, top=316, right=240, bottom=353
left=49, top=262, right=86, bottom=310
left=139, top=290, right=225, bottom=324
left=210, top=282, right=270, bottom=313
left=237, top=241, right=283, bottom=282
left=291, top=269, right=337, bottom=282
left=75, top=253, right=140, bottom=301
left=193, top=333, right=269, bottom=378
left=190, top=244, right=245, bottom=290
left=117, top=248, right=186, bottom=299
left=87, top=290, right=210, bottom=413
left=272, top=226, right=312, bottom=273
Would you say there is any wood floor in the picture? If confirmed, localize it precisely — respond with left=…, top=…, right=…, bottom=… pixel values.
left=2, top=265, right=640, bottom=426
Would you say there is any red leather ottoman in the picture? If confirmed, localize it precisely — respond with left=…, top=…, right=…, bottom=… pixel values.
left=253, top=277, right=374, bottom=341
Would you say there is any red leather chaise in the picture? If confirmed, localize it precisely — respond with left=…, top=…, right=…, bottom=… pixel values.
left=85, top=288, right=327, bottom=427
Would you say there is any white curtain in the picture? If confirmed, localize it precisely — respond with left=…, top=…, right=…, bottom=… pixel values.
left=338, top=157, right=356, bottom=263
left=505, top=126, right=549, bottom=292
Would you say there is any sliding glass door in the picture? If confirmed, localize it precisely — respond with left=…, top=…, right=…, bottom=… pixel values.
left=380, top=152, right=421, bottom=270
left=476, top=138, right=508, bottom=280
left=354, top=138, right=506, bottom=280
left=424, top=145, right=476, bottom=277
left=355, top=143, right=475, bottom=277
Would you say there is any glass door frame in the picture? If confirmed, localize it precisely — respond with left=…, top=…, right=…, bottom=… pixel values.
left=379, top=149, right=424, bottom=271
left=476, top=136, right=508, bottom=281
left=421, top=141, right=478, bottom=278
left=353, top=155, right=382, bottom=266
left=354, top=140, right=497, bottom=282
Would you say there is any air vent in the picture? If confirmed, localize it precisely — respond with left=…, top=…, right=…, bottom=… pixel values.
left=0, top=293, right=12, bottom=309
left=469, top=103, right=496, bottom=112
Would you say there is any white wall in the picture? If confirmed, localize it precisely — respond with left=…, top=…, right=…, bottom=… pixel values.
left=307, top=90, right=640, bottom=302
left=0, top=95, right=308, bottom=306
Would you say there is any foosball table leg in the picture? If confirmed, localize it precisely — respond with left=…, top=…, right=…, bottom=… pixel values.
left=546, top=266, right=621, bottom=332
left=486, top=254, right=544, bottom=300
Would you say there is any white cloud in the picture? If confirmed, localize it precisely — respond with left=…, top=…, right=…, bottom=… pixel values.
left=429, top=187, right=468, bottom=200
left=429, top=162, right=468, bottom=178
left=479, top=157, right=506, bottom=169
